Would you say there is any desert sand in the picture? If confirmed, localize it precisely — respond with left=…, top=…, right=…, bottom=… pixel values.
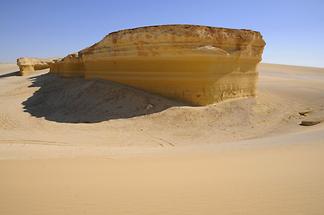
left=0, top=63, right=324, bottom=214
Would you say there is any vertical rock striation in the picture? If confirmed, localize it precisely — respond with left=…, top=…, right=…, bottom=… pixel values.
left=50, top=25, right=266, bottom=105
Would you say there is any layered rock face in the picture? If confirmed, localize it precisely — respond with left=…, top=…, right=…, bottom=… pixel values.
left=17, top=57, right=56, bottom=75
left=50, top=25, right=266, bottom=105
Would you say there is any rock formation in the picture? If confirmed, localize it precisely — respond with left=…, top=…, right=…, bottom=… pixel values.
left=50, top=25, right=266, bottom=105
left=17, top=57, right=56, bottom=75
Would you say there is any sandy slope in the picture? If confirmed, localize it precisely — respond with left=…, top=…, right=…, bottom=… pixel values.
left=0, top=63, right=324, bottom=214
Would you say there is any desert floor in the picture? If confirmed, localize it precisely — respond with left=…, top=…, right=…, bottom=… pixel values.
left=0, top=63, right=324, bottom=214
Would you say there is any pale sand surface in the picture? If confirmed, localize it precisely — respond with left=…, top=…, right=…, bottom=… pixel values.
left=0, top=63, right=324, bottom=214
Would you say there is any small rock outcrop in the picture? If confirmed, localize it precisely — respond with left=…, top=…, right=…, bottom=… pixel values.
left=17, top=58, right=56, bottom=75
left=50, top=25, right=266, bottom=105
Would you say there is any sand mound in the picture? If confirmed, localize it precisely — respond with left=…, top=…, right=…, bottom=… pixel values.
left=16, top=67, right=318, bottom=146
left=21, top=71, right=300, bottom=140
left=0, top=63, right=323, bottom=149
left=22, top=73, right=183, bottom=123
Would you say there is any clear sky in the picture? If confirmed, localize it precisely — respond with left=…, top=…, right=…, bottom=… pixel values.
left=0, top=0, right=323, bottom=67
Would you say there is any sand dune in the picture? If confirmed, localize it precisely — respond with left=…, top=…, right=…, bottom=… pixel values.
left=0, top=63, right=324, bottom=214
left=23, top=73, right=182, bottom=123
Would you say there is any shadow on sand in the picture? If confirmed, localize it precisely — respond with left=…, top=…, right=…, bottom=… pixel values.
left=0, top=71, right=20, bottom=78
left=22, top=73, right=184, bottom=123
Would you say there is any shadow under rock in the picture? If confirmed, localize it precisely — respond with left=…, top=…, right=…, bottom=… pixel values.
left=22, top=73, right=185, bottom=123
left=0, top=71, right=20, bottom=78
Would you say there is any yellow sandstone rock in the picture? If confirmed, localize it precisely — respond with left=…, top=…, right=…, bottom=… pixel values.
left=17, top=57, right=56, bottom=75
left=50, top=25, right=266, bottom=105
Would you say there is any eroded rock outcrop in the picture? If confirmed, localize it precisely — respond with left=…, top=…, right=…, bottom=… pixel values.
left=17, top=57, right=56, bottom=75
left=50, top=25, right=266, bottom=105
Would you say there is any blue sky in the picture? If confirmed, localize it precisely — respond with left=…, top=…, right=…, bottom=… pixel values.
left=0, top=0, right=323, bottom=67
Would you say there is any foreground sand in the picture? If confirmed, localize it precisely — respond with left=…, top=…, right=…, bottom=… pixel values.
left=0, top=63, right=324, bottom=214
